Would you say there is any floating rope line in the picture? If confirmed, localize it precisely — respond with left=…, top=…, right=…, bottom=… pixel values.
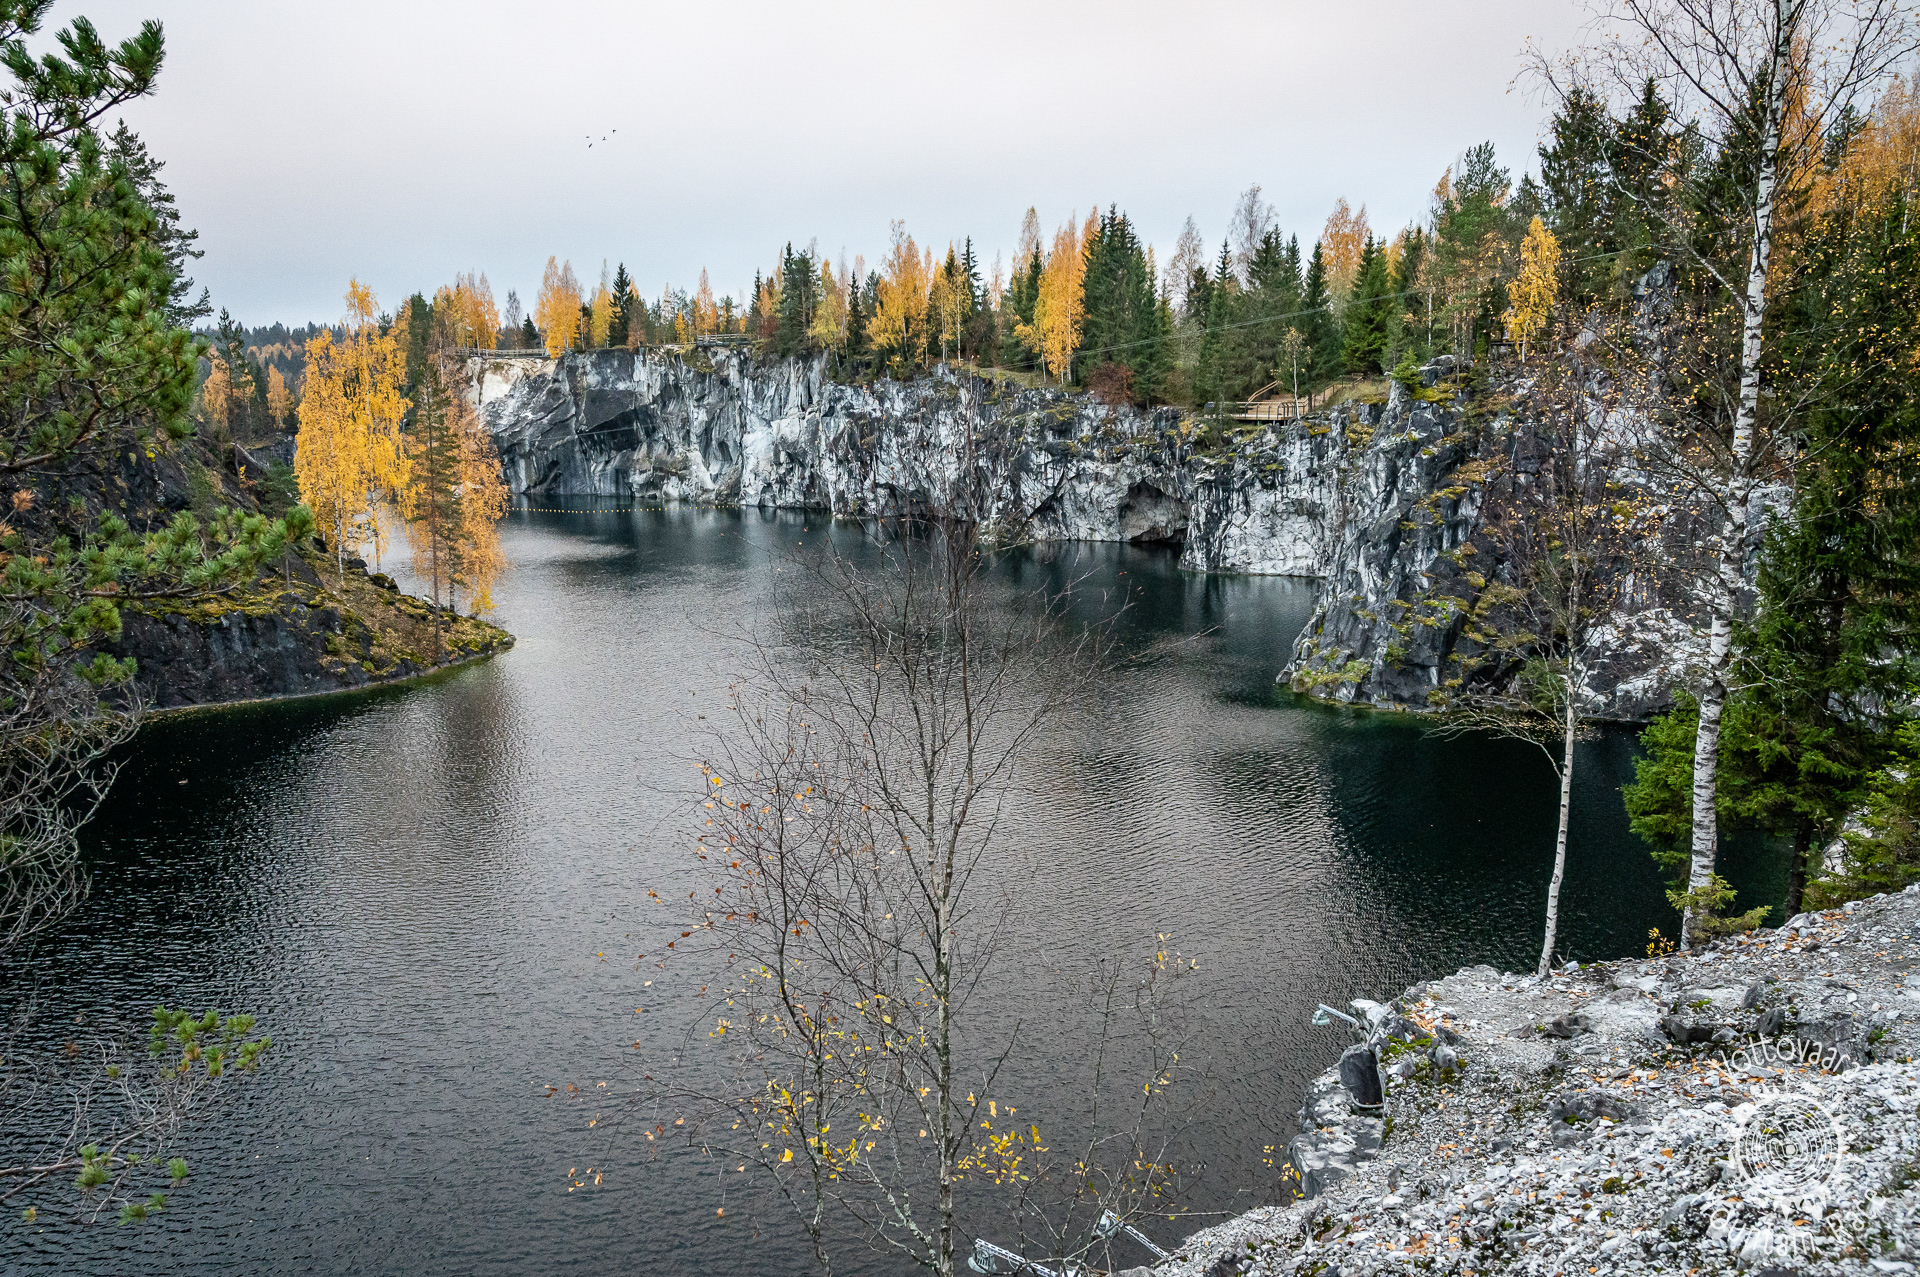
left=514, top=503, right=755, bottom=514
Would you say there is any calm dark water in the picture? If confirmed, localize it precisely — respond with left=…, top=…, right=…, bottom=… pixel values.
left=3, top=504, right=1768, bottom=1274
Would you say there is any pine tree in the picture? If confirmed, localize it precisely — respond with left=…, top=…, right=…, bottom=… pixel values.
left=105, top=122, right=209, bottom=325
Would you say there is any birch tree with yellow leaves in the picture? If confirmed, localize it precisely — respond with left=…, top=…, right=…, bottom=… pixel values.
left=535, top=257, right=581, bottom=356
left=869, top=221, right=930, bottom=372
left=196, top=356, right=232, bottom=437
left=453, top=390, right=509, bottom=613
left=266, top=367, right=292, bottom=428
left=587, top=263, right=613, bottom=348
left=432, top=271, right=499, bottom=350
left=1016, top=215, right=1088, bottom=384
left=1503, top=215, right=1561, bottom=362
left=1320, top=198, right=1370, bottom=308
left=807, top=258, right=847, bottom=351
left=693, top=269, right=719, bottom=336
left=294, top=280, right=410, bottom=581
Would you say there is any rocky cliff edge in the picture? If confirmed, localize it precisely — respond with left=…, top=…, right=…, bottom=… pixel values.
left=1149, top=888, right=1920, bottom=1277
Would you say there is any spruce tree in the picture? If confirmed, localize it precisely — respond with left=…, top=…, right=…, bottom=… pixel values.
left=211, top=309, right=257, bottom=437
left=1391, top=228, right=1429, bottom=361
left=1301, top=243, right=1339, bottom=389
left=105, top=122, right=209, bottom=325
left=1341, top=236, right=1394, bottom=376
left=999, top=253, right=1042, bottom=370
left=775, top=246, right=817, bottom=356
left=610, top=263, right=632, bottom=346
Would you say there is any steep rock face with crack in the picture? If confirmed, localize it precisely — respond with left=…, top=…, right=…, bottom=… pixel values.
left=474, top=350, right=1692, bottom=718
left=472, top=349, right=1341, bottom=577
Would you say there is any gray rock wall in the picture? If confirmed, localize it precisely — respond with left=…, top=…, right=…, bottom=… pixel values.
left=473, top=351, right=1688, bottom=718
left=471, top=349, right=1337, bottom=577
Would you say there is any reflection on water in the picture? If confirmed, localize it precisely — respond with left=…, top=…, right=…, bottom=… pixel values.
left=3, top=503, right=1771, bottom=1274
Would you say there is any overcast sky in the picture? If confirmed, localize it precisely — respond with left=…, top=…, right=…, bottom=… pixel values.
left=66, top=0, right=1594, bottom=326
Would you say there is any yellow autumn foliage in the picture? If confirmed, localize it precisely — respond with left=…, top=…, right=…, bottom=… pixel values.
left=1503, top=216, right=1561, bottom=360
left=1015, top=213, right=1089, bottom=384
left=295, top=279, right=410, bottom=577
left=869, top=221, right=930, bottom=369
left=536, top=256, right=582, bottom=356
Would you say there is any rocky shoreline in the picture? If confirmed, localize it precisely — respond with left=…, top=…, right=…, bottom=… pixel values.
left=1147, top=888, right=1920, bottom=1276
left=109, top=546, right=513, bottom=712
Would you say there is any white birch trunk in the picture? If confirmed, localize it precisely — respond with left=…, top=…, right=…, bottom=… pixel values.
left=1682, top=1, right=1791, bottom=947
left=1538, top=677, right=1578, bottom=977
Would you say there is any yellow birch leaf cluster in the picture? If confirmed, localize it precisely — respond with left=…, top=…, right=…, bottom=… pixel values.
left=266, top=366, right=292, bottom=427
left=434, top=271, right=499, bottom=349
left=624, top=279, right=645, bottom=351
left=694, top=269, right=718, bottom=336
left=1015, top=212, right=1090, bottom=384
left=928, top=248, right=966, bottom=364
left=295, top=279, right=410, bottom=578
left=198, top=356, right=232, bottom=435
left=399, top=358, right=510, bottom=620
left=1503, top=215, right=1561, bottom=361
left=808, top=259, right=846, bottom=351
left=869, top=221, right=930, bottom=369
left=1811, top=70, right=1920, bottom=221
left=454, top=387, right=509, bottom=612
left=1321, top=198, right=1371, bottom=303
left=753, top=274, right=780, bottom=341
left=535, top=257, right=582, bottom=356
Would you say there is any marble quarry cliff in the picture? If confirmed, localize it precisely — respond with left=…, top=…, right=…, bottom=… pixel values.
left=472, top=349, right=1694, bottom=719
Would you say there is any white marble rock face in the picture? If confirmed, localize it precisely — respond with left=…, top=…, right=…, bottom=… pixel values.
left=472, top=350, right=1704, bottom=719
left=470, top=349, right=1338, bottom=578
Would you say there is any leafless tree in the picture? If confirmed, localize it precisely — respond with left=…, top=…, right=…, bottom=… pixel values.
left=1529, top=0, right=1918, bottom=944
left=640, top=529, right=1119, bottom=1275
left=612, top=384, right=1227, bottom=1273
left=0, top=671, right=135, bottom=954
left=1166, top=215, right=1208, bottom=315
left=1228, top=186, right=1276, bottom=287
